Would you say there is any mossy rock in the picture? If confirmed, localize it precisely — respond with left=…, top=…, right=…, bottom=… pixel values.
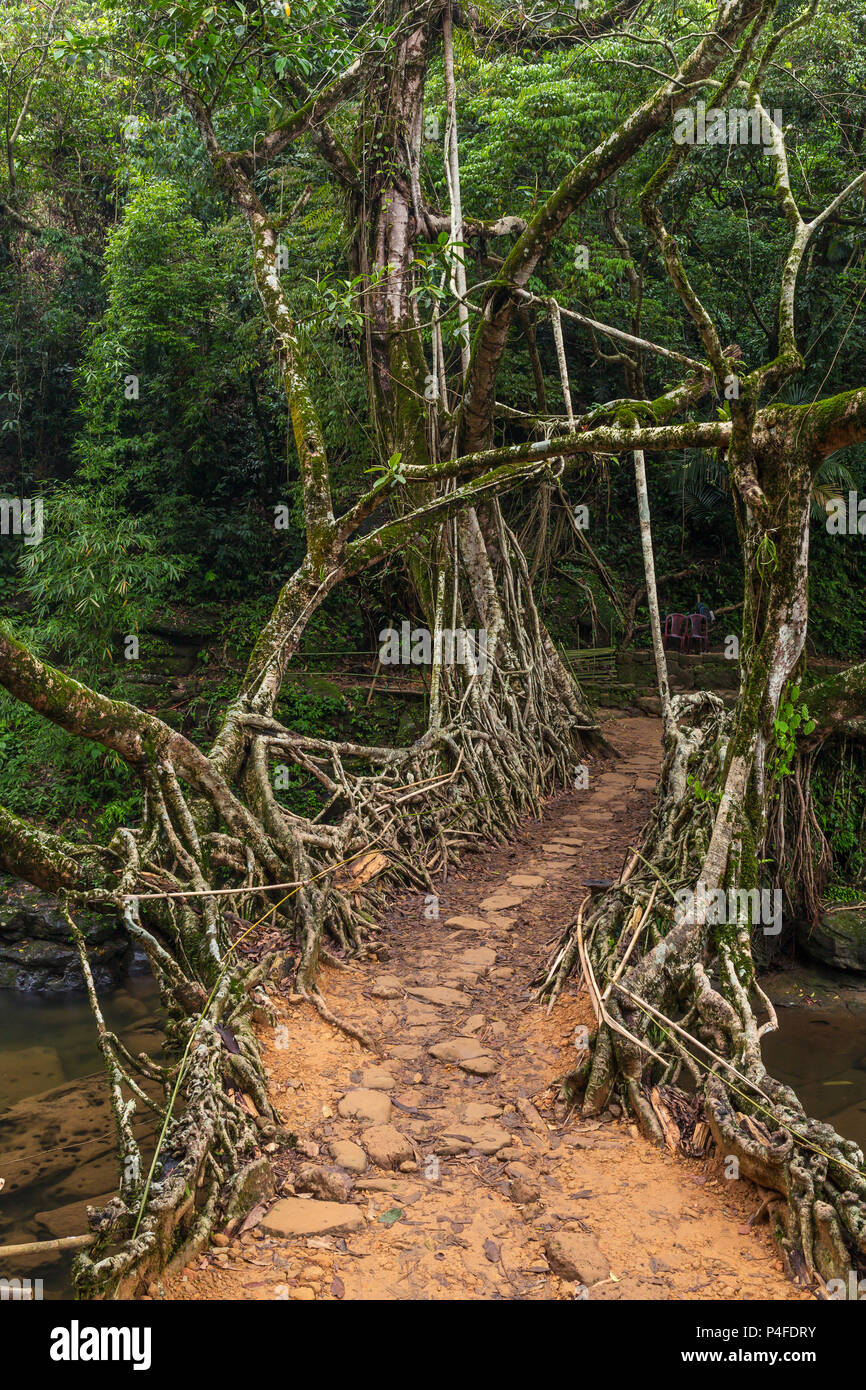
left=224, top=1156, right=275, bottom=1222
left=0, top=879, right=130, bottom=993
left=146, top=607, right=223, bottom=645
left=593, top=683, right=636, bottom=709
left=692, top=657, right=739, bottom=691
left=797, top=907, right=866, bottom=973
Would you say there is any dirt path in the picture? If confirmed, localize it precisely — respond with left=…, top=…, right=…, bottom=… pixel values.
left=161, top=715, right=806, bottom=1303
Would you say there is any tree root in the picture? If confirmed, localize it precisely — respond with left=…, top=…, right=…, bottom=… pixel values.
left=543, top=691, right=866, bottom=1288
left=297, top=986, right=379, bottom=1053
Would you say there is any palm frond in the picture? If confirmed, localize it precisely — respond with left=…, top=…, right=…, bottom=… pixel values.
left=811, top=457, right=856, bottom=521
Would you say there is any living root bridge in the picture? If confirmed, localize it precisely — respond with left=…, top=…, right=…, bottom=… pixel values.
left=544, top=692, right=866, bottom=1288
left=0, top=571, right=598, bottom=1298
left=75, top=696, right=597, bottom=1296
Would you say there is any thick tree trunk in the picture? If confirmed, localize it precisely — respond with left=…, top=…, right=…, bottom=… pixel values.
left=352, top=1, right=599, bottom=824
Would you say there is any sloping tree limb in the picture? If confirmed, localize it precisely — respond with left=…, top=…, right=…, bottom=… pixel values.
left=0, top=803, right=110, bottom=896
left=457, top=0, right=775, bottom=454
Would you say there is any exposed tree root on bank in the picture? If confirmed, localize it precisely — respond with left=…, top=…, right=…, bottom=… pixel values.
left=544, top=692, right=866, bottom=1290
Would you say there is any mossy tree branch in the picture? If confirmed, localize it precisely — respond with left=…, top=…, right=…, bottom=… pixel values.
left=457, top=0, right=775, bottom=454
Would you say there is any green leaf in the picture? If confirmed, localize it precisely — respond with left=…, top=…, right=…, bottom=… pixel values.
left=377, top=1207, right=404, bottom=1226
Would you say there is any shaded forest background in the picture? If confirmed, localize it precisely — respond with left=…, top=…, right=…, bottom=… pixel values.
left=2, top=0, right=864, bottom=852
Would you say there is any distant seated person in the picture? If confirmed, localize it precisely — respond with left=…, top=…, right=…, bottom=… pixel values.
left=688, top=594, right=714, bottom=654
left=695, top=595, right=715, bottom=625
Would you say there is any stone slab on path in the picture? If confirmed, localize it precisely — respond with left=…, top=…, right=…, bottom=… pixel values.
left=362, top=1123, right=414, bottom=1170
left=261, top=1198, right=365, bottom=1239
left=444, top=915, right=490, bottom=932
left=459, top=946, right=496, bottom=969
left=459, top=1054, right=498, bottom=1075
left=462, top=1101, right=502, bottom=1122
left=350, top=1066, right=396, bottom=1091
left=404, top=1006, right=442, bottom=1027
left=438, top=1123, right=511, bottom=1156
left=460, top=1013, right=486, bottom=1033
left=337, top=1089, right=392, bottom=1125
left=406, top=986, right=467, bottom=1007
left=428, top=1037, right=490, bottom=1064
left=370, top=975, right=403, bottom=999
left=543, top=1231, right=610, bottom=1284
left=479, top=891, right=526, bottom=911
left=329, top=1139, right=368, bottom=1173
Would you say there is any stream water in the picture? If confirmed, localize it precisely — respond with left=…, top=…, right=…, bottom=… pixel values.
left=0, top=975, right=160, bottom=1110
left=763, top=966, right=866, bottom=1152
left=0, top=973, right=161, bottom=1299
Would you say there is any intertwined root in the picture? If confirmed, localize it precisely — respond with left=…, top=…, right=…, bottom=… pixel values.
left=704, top=1075, right=866, bottom=1284
left=73, top=1019, right=273, bottom=1299
left=543, top=691, right=866, bottom=1289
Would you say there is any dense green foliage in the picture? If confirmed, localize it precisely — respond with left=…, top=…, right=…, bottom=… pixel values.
left=812, top=747, right=866, bottom=897
left=1, top=0, right=865, bottom=827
